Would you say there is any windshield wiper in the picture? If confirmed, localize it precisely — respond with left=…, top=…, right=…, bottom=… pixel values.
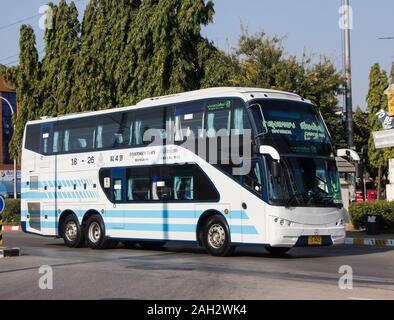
left=285, top=193, right=307, bottom=208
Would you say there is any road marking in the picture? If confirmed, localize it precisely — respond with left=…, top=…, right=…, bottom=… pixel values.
left=348, top=297, right=373, bottom=300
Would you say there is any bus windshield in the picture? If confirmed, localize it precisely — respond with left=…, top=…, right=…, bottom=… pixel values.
left=266, top=156, right=342, bottom=207
left=250, top=99, right=332, bottom=156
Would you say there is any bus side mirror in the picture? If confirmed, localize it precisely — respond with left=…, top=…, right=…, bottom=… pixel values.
left=272, top=160, right=282, bottom=179
left=355, top=162, right=363, bottom=180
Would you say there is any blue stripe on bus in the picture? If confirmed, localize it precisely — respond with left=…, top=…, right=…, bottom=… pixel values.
left=106, top=223, right=196, bottom=233
left=20, top=209, right=250, bottom=220
left=22, top=191, right=98, bottom=199
left=21, top=179, right=95, bottom=190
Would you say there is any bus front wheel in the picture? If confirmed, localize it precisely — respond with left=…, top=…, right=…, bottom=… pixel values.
left=61, top=214, right=84, bottom=248
left=203, top=215, right=235, bottom=257
left=85, top=215, right=117, bottom=249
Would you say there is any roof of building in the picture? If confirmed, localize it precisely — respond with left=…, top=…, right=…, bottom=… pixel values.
left=0, top=78, right=15, bottom=93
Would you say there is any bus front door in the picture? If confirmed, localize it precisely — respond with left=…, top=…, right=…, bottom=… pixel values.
left=110, top=168, right=126, bottom=230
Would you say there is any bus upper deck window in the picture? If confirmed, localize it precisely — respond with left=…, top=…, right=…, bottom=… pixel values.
left=175, top=103, right=204, bottom=140
left=206, top=100, right=232, bottom=138
left=53, top=130, right=62, bottom=153
left=42, top=129, right=50, bottom=154
left=233, top=105, right=250, bottom=135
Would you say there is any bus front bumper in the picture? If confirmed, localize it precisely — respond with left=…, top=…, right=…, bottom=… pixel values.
left=268, top=225, right=346, bottom=248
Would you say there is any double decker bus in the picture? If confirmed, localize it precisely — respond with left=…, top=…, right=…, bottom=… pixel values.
left=21, top=87, right=346, bottom=256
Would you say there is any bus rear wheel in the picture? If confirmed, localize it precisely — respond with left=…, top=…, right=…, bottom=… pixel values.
left=85, top=215, right=117, bottom=249
left=61, top=214, right=84, bottom=248
left=203, top=215, right=235, bottom=257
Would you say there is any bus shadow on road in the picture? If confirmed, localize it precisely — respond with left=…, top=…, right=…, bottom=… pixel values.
left=112, top=242, right=394, bottom=259
left=232, top=244, right=394, bottom=259
left=45, top=241, right=393, bottom=259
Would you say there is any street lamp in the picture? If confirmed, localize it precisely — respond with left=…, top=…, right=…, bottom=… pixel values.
left=0, top=95, right=17, bottom=199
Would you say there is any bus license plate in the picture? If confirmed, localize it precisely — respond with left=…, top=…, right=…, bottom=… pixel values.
left=308, top=236, right=322, bottom=246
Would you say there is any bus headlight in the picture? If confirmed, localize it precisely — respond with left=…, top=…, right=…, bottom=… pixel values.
left=273, top=217, right=293, bottom=227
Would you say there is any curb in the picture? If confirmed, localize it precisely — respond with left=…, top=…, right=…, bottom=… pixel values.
left=345, top=237, right=394, bottom=247
left=2, top=226, right=22, bottom=231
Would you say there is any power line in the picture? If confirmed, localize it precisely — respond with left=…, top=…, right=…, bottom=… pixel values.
left=0, top=0, right=85, bottom=32
left=0, top=43, right=45, bottom=64
left=0, top=13, right=41, bottom=32
left=2, top=49, right=46, bottom=67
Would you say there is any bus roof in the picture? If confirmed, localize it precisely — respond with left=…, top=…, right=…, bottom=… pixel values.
left=26, top=87, right=310, bottom=125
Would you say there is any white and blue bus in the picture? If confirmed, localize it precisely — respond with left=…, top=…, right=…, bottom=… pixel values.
left=21, top=87, right=346, bottom=256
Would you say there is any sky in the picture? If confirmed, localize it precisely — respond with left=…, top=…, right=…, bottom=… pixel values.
left=0, top=0, right=394, bottom=111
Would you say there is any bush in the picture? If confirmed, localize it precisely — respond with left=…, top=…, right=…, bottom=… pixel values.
left=1, top=199, right=21, bottom=226
left=349, top=201, right=394, bottom=230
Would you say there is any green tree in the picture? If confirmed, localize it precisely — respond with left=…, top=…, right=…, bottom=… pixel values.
left=198, top=40, right=239, bottom=88
left=69, top=0, right=110, bottom=112
left=117, top=0, right=214, bottom=104
left=353, top=106, right=369, bottom=153
left=303, top=58, right=346, bottom=149
left=222, top=31, right=346, bottom=149
left=9, top=25, right=41, bottom=160
left=40, top=0, right=80, bottom=116
left=367, top=64, right=389, bottom=198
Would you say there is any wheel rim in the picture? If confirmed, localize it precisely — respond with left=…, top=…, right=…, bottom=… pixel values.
left=88, top=222, right=101, bottom=243
left=208, top=224, right=226, bottom=249
left=65, top=221, right=78, bottom=242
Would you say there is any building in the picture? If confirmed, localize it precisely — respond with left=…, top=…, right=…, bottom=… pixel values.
left=0, top=77, right=20, bottom=197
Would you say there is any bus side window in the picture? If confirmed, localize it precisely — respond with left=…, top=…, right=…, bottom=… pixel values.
left=113, top=179, right=123, bottom=202
left=58, top=117, right=97, bottom=152
left=205, top=100, right=232, bottom=138
left=243, top=160, right=263, bottom=194
left=233, top=103, right=250, bottom=135
left=96, top=112, right=131, bottom=149
left=175, top=102, right=204, bottom=141
left=24, top=124, right=40, bottom=153
left=41, top=128, right=50, bottom=155
left=127, top=177, right=151, bottom=201
left=53, top=129, right=62, bottom=153
left=173, top=176, right=194, bottom=200
left=133, top=108, right=165, bottom=145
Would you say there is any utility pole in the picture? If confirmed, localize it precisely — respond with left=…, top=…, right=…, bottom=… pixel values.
left=343, top=0, right=354, bottom=148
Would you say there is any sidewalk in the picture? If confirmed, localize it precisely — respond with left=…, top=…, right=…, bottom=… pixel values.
left=345, top=230, right=394, bottom=247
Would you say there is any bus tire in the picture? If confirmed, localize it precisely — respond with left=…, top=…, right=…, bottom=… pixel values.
left=203, top=215, right=235, bottom=257
left=85, top=215, right=114, bottom=249
left=138, top=241, right=166, bottom=250
left=61, top=214, right=84, bottom=248
left=265, top=246, right=291, bottom=255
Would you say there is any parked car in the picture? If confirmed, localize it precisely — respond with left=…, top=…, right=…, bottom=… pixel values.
left=355, top=190, right=377, bottom=202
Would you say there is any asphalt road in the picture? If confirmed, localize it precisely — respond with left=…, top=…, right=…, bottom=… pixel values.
left=1, top=232, right=394, bottom=300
